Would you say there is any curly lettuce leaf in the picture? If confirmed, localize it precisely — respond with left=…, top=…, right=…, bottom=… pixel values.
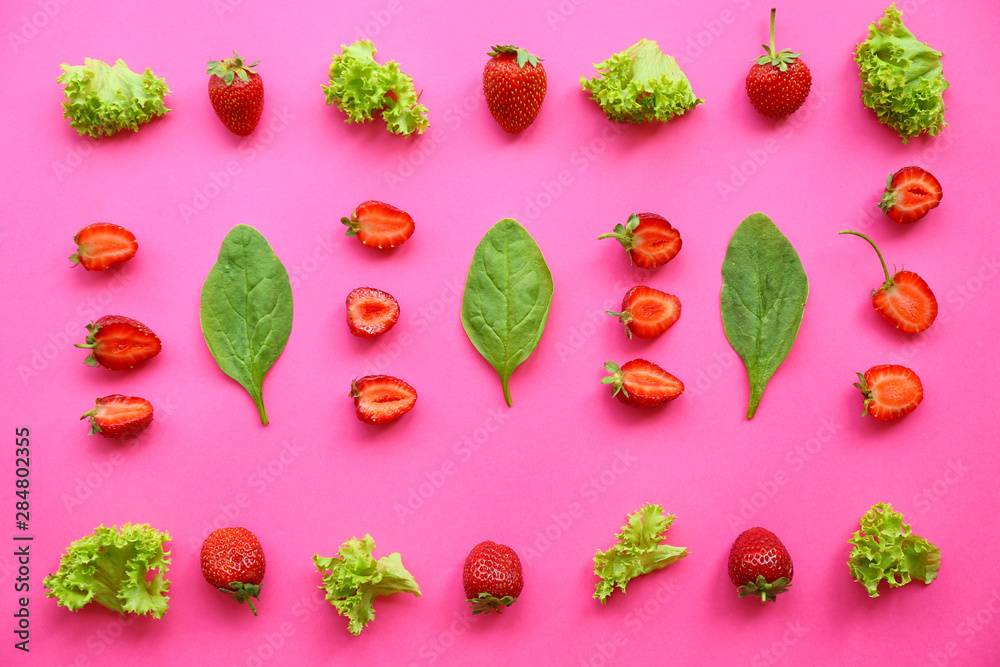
left=580, top=38, right=704, bottom=124
left=847, top=502, right=941, bottom=598
left=593, top=504, right=689, bottom=603
left=313, top=534, right=420, bottom=635
left=854, top=4, right=949, bottom=143
left=43, top=524, right=171, bottom=618
left=322, top=41, right=429, bottom=136
left=57, top=58, right=170, bottom=138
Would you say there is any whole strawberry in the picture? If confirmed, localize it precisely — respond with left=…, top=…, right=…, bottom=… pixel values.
left=201, top=527, right=266, bottom=616
left=483, top=45, right=546, bottom=133
left=207, top=51, right=264, bottom=136
left=728, top=527, right=793, bottom=602
left=745, top=9, right=811, bottom=118
left=463, top=540, right=523, bottom=614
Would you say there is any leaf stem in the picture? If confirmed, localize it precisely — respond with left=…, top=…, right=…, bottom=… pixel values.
left=839, top=230, right=891, bottom=283
left=501, top=377, right=513, bottom=407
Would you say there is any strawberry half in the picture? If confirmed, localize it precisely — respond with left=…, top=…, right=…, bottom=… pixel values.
left=70, top=223, right=137, bottom=271
left=854, top=364, right=923, bottom=421
left=342, top=200, right=415, bottom=250
left=346, top=287, right=400, bottom=337
left=598, top=213, right=682, bottom=269
left=75, top=315, right=162, bottom=370
left=608, top=286, right=681, bottom=339
left=745, top=9, right=811, bottom=118
left=878, top=166, right=943, bottom=224
left=483, top=45, right=547, bottom=133
left=350, top=375, right=417, bottom=424
left=207, top=51, right=264, bottom=136
left=601, top=359, right=684, bottom=408
left=840, top=230, right=937, bottom=333
left=728, top=527, right=793, bottom=602
left=80, top=394, right=153, bottom=438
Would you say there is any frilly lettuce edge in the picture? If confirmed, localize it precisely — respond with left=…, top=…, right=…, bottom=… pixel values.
left=57, top=58, right=170, bottom=138
left=847, top=502, right=941, bottom=598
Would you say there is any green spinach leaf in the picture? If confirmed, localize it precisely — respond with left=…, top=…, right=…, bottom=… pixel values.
left=721, top=213, right=808, bottom=419
left=461, top=219, right=554, bottom=406
left=200, top=225, right=293, bottom=424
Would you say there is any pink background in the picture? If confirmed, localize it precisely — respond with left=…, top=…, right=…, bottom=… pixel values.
left=3, top=0, right=999, bottom=664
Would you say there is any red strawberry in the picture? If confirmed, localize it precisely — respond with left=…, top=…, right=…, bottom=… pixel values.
left=483, top=45, right=547, bottom=133
left=597, top=213, right=682, bottom=269
left=201, top=527, right=266, bottom=616
left=839, top=231, right=937, bottom=333
left=75, top=315, right=162, bottom=370
left=745, top=9, right=811, bottom=118
left=70, top=223, right=137, bottom=271
left=80, top=394, right=153, bottom=438
left=346, top=287, right=399, bottom=338
left=463, top=540, right=523, bottom=614
left=854, top=364, right=923, bottom=421
left=608, top=286, right=681, bottom=339
left=342, top=200, right=415, bottom=250
left=879, top=166, right=943, bottom=224
left=207, top=51, right=264, bottom=136
left=601, top=359, right=684, bottom=408
left=350, top=375, right=417, bottom=424
left=728, top=527, right=793, bottom=603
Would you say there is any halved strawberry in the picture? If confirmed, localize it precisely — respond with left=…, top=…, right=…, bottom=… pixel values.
left=608, top=286, right=681, bottom=339
left=70, top=223, right=137, bottom=271
left=601, top=359, right=684, bottom=408
left=347, top=287, right=399, bottom=337
left=350, top=375, right=417, bottom=424
left=598, top=213, right=681, bottom=269
left=879, top=166, right=942, bottom=224
left=75, top=315, right=162, bottom=370
left=854, top=364, right=923, bottom=421
left=341, top=201, right=415, bottom=249
left=839, top=231, right=937, bottom=333
left=81, top=394, right=153, bottom=437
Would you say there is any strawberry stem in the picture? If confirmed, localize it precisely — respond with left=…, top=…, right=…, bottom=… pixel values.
left=768, top=8, right=777, bottom=55
left=839, top=230, right=892, bottom=285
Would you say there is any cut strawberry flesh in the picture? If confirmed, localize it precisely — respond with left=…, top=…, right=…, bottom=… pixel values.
left=873, top=271, right=937, bottom=333
left=72, top=223, right=137, bottom=271
left=347, top=287, right=399, bottom=337
left=880, top=166, right=942, bottom=224
left=860, top=365, right=922, bottom=421
left=614, top=286, right=680, bottom=339
left=631, top=218, right=681, bottom=269
left=90, top=322, right=162, bottom=370
left=620, top=360, right=684, bottom=408
left=84, top=394, right=153, bottom=437
left=351, top=375, right=417, bottom=424
left=346, top=201, right=415, bottom=249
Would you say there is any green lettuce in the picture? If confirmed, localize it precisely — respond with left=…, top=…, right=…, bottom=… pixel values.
left=57, top=58, right=170, bottom=138
left=43, top=524, right=171, bottom=618
left=854, top=4, right=949, bottom=143
left=313, top=534, right=421, bottom=635
left=593, top=504, right=689, bottom=602
left=580, top=38, right=703, bottom=124
left=847, top=502, right=941, bottom=598
left=322, top=41, right=429, bottom=136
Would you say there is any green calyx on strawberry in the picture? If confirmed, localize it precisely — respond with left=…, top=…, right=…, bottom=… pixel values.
left=207, top=51, right=260, bottom=86
left=755, top=8, right=802, bottom=72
